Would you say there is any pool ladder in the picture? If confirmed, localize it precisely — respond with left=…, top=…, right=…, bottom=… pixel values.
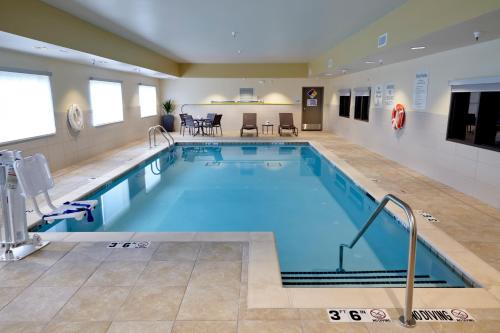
left=148, top=125, right=175, bottom=149
left=337, top=194, right=417, bottom=328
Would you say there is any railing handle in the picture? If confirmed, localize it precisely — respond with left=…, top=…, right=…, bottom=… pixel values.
left=336, top=194, right=417, bottom=328
left=148, top=125, right=175, bottom=149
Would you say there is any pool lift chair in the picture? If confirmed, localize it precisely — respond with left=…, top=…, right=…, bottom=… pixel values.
left=1, top=150, right=48, bottom=261
left=1, top=150, right=98, bottom=260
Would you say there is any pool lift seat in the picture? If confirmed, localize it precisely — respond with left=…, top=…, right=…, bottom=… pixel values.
left=13, top=154, right=97, bottom=224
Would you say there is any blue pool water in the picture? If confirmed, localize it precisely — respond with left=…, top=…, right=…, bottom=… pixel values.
left=35, top=143, right=470, bottom=287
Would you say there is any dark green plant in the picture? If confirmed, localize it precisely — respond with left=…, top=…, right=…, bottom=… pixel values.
left=162, top=99, right=176, bottom=114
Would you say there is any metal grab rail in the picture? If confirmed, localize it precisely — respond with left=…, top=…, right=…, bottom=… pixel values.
left=337, top=194, right=417, bottom=328
left=148, top=125, right=175, bottom=148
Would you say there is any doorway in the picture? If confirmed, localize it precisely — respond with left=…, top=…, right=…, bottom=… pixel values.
left=302, top=87, right=323, bottom=130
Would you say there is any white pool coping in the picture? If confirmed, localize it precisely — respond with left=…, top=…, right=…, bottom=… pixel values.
left=29, top=139, right=500, bottom=310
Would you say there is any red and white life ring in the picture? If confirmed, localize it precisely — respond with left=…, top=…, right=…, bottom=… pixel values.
left=391, top=104, right=406, bottom=130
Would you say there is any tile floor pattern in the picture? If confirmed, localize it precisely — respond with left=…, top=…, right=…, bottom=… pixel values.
left=0, top=241, right=499, bottom=333
left=7, top=131, right=500, bottom=332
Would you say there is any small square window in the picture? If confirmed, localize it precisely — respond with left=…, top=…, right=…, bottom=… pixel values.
left=354, top=96, right=370, bottom=121
left=353, top=87, right=370, bottom=122
left=89, top=79, right=124, bottom=126
left=139, top=85, right=157, bottom=118
left=447, top=90, right=500, bottom=151
left=339, top=96, right=351, bottom=118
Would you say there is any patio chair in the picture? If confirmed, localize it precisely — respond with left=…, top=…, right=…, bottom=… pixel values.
left=206, top=113, right=216, bottom=122
left=179, top=113, right=187, bottom=134
left=208, top=114, right=223, bottom=136
left=183, top=115, right=200, bottom=136
left=240, top=113, right=258, bottom=137
left=278, top=113, right=298, bottom=136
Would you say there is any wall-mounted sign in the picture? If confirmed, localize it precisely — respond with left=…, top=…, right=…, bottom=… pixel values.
left=306, top=99, right=318, bottom=107
left=413, top=71, right=429, bottom=110
left=373, top=85, right=383, bottom=108
left=307, top=88, right=318, bottom=99
left=327, top=308, right=391, bottom=323
left=383, top=83, right=396, bottom=108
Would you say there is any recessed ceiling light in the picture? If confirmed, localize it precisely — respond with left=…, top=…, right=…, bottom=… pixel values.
left=411, top=46, right=426, bottom=50
left=365, top=61, right=376, bottom=64
left=258, top=80, right=265, bottom=84
left=237, top=50, right=242, bottom=54
left=34, top=46, right=47, bottom=50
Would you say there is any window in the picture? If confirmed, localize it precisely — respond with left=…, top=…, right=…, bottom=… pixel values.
left=0, top=69, right=56, bottom=144
left=338, top=89, right=351, bottom=118
left=89, top=79, right=123, bottom=126
left=139, top=85, right=157, bottom=118
left=447, top=82, right=500, bottom=151
left=354, top=87, right=370, bottom=121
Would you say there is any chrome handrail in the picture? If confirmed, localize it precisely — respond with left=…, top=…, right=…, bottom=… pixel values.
left=148, top=125, right=175, bottom=148
left=337, top=194, right=417, bottom=328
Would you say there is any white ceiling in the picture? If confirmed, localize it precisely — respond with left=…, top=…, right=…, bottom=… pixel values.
left=42, top=0, right=407, bottom=63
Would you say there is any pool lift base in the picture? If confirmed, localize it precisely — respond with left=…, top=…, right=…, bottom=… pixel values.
left=1, top=150, right=50, bottom=261
left=1, top=237, right=49, bottom=262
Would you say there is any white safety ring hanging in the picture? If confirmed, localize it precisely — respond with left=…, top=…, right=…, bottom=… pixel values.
left=67, top=104, right=84, bottom=131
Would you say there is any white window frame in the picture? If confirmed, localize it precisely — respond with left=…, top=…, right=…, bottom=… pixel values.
left=89, top=78, right=124, bottom=127
left=138, top=84, right=158, bottom=118
left=0, top=68, right=56, bottom=145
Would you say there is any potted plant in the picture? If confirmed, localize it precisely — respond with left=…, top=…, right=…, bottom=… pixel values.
left=161, top=99, right=176, bottom=132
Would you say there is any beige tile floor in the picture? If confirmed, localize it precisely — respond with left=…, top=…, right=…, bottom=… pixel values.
left=1, top=241, right=499, bottom=332
left=3, top=131, right=500, bottom=332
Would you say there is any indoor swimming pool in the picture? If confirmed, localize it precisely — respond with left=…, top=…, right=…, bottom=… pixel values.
left=32, top=143, right=472, bottom=288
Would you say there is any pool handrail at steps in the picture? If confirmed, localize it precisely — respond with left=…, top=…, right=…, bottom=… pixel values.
left=337, top=194, right=417, bottom=328
left=148, top=125, right=175, bottom=148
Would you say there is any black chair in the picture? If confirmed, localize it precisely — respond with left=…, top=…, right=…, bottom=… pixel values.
left=206, top=113, right=216, bottom=122
left=179, top=113, right=188, bottom=134
left=202, top=113, right=216, bottom=135
left=205, top=114, right=223, bottom=136
left=240, top=113, right=258, bottom=136
left=183, top=115, right=200, bottom=136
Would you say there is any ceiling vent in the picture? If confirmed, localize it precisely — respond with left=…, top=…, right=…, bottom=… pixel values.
left=378, top=32, right=388, bottom=48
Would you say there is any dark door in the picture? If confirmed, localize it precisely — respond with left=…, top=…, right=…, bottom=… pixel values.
left=302, top=87, right=323, bottom=130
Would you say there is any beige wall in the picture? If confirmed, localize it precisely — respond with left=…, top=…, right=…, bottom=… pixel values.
left=160, top=78, right=328, bottom=132
left=325, top=38, right=500, bottom=209
left=0, top=48, right=160, bottom=171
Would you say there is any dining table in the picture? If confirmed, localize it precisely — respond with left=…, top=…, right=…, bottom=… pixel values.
left=193, top=118, right=209, bottom=136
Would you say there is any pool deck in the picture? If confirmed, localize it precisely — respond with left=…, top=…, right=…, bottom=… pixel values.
left=2, top=131, right=500, bottom=332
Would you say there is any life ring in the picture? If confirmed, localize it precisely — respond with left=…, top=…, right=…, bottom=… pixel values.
left=68, top=104, right=84, bottom=131
left=391, top=104, right=406, bottom=130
